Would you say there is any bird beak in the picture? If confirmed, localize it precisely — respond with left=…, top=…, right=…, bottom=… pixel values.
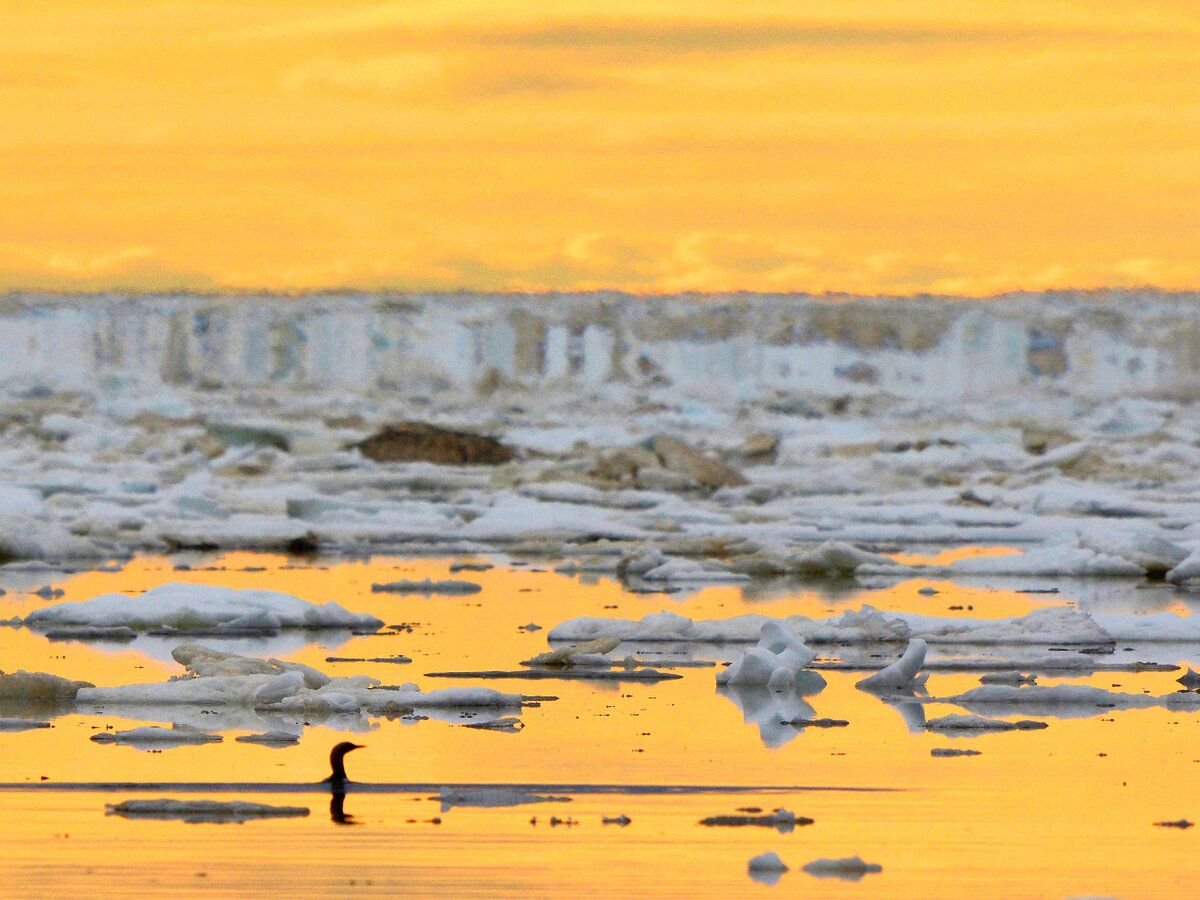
left=351, top=743, right=365, bottom=749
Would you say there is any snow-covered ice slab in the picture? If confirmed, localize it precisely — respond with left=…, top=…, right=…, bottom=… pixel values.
left=24, top=583, right=383, bottom=634
left=75, top=644, right=526, bottom=721
left=549, top=604, right=1200, bottom=646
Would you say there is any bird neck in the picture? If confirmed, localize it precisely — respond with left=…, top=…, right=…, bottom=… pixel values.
left=326, top=752, right=351, bottom=783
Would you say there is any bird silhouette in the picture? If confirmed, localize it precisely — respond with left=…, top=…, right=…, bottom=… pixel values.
left=323, top=742, right=365, bottom=825
left=322, top=741, right=364, bottom=787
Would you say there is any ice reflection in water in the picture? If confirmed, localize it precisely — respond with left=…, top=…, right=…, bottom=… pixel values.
left=717, top=672, right=828, bottom=748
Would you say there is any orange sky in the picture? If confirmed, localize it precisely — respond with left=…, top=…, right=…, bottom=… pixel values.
left=1, top=2, right=1197, bottom=295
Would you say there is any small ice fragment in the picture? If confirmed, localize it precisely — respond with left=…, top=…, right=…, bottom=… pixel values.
left=801, top=856, right=882, bottom=881
left=931, top=748, right=982, bottom=757
left=979, top=671, right=1037, bottom=686
left=371, top=579, right=482, bottom=595
left=748, top=851, right=789, bottom=885
left=856, top=638, right=926, bottom=691
left=1155, top=819, right=1194, bottom=829
left=700, top=809, right=810, bottom=832
left=461, top=717, right=523, bottom=732
left=438, top=788, right=570, bottom=811
left=43, top=626, right=137, bottom=642
left=926, top=714, right=1048, bottom=733
left=523, top=637, right=620, bottom=667
left=235, top=731, right=301, bottom=745
left=520, top=623, right=542, bottom=632
left=602, top=815, right=631, bottom=826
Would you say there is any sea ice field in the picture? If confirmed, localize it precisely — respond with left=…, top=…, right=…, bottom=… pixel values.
left=2, top=292, right=1200, bottom=896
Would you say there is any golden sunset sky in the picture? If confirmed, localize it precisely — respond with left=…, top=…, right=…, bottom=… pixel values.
left=1, top=2, right=1197, bottom=294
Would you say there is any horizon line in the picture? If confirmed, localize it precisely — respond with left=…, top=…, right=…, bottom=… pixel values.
left=1, top=285, right=1196, bottom=303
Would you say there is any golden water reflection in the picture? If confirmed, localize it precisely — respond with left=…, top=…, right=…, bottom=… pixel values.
left=0, top=553, right=1197, bottom=896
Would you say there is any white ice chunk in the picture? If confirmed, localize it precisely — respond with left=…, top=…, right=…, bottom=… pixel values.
left=717, top=622, right=816, bottom=687
left=856, top=639, right=927, bottom=691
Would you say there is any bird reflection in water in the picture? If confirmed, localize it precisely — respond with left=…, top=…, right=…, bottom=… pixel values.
left=330, top=790, right=358, bottom=825
left=324, top=741, right=365, bottom=825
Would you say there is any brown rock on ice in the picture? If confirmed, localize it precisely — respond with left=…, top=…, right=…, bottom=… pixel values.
left=590, top=446, right=660, bottom=485
left=0, top=670, right=94, bottom=704
left=739, top=432, right=780, bottom=463
left=649, top=435, right=748, bottom=489
left=354, top=422, right=515, bottom=465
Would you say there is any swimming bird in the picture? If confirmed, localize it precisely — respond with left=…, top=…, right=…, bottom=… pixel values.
left=323, top=741, right=364, bottom=786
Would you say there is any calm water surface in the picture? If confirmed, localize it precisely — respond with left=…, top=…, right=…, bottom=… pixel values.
left=1, top=553, right=1198, bottom=897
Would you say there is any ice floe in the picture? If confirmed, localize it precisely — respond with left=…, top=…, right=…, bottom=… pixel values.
left=522, top=637, right=622, bottom=668
left=931, top=748, right=981, bottom=757
left=549, top=605, right=1151, bottom=646
left=234, top=730, right=301, bottom=746
left=924, top=715, right=1049, bottom=733
left=24, top=583, right=383, bottom=634
left=106, top=799, right=309, bottom=823
left=437, top=788, right=571, bottom=811
left=802, top=857, right=883, bottom=881
left=75, top=644, right=525, bottom=723
left=370, top=579, right=482, bottom=595
left=91, top=725, right=224, bottom=747
left=948, top=684, right=1160, bottom=715
left=701, top=809, right=810, bottom=831
left=0, top=718, right=51, bottom=731
left=617, top=548, right=749, bottom=584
